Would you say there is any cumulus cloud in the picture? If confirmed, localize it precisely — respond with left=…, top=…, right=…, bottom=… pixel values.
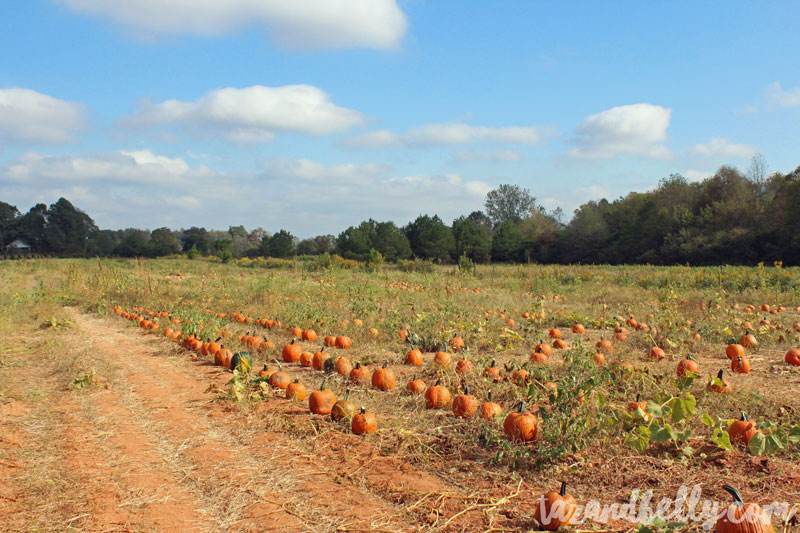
left=452, top=149, right=523, bottom=163
left=0, top=88, right=86, bottom=145
left=569, top=103, right=672, bottom=159
left=342, top=122, right=554, bottom=148
left=685, top=169, right=713, bottom=182
left=2, top=152, right=490, bottom=234
left=689, top=138, right=756, bottom=158
left=765, top=81, right=800, bottom=108
left=122, top=85, right=366, bottom=141
left=59, top=0, right=407, bottom=49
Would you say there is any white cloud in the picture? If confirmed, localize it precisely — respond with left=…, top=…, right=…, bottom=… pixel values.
left=122, top=85, right=366, bottom=141
left=2, top=152, right=490, bottom=234
left=685, top=169, right=713, bottom=182
left=765, top=81, right=800, bottom=108
left=569, top=103, right=672, bottom=159
left=59, top=0, right=407, bottom=50
left=452, top=149, right=523, bottom=163
left=342, top=122, right=554, bottom=148
left=0, top=88, right=86, bottom=145
left=689, top=138, right=756, bottom=159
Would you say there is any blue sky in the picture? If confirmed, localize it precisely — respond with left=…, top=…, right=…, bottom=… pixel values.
left=1, top=1, right=799, bottom=236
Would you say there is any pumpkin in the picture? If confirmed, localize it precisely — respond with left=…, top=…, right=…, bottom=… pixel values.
left=349, top=362, right=370, bottom=385
left=483, top=360, right=501, bottom=382
left=534, top=340, right=553, bottom=357
left=553, top=338, right=567, bottom=350
left=740, top=331, right=758, bottom=349
left=452, top=385, right=479, bottom=418
left=334, top=335, right=352, bottom=349
left=714, top=485, right=773, bottom=533
left=533, top=481, right=577, bottom=531
left=331, top=390, right=356, bottom=421
left=728, top=412, right=761, bottom=447
left=258, top=337, right=275, bottom=352
left=312, top=349, right=331, bottom=371
left=593, top=352, right=606, bottom=365
left=455, top=359, right=473, bottom=375
left=548, top=328, right=562, bottom=339
left=447, top=333, right=465, bottom=351
left=784, top=349, right=800, bottom=366
left=424, top=379, right=451, bottom=409
left=290, top=326, right=302, bottom=338
left=229, top=352, right=252, bottom=373
left=595, top=338, right=613, bottom=353
left=302, top=329, right=317, bottom=342
left=299, top=351, right=313, bottom=367
left=371, top=362, right=396, bottom=391
left=511, top=369, right=529, bottom=386
left=503, top=401, right=538, bottom=442
left=406, top=376, right=426, bottom=395
left=286, top=379, right=308, bottom=401
left=434, top=348, right=452, bottom=368
left=572, top=324, right=585, bottom=334
left=649, top=346, right=666, bottom=361
left=627, top=393, right=651, bottom=421
left=216, top=347, right=232, bottom=367
left=334, top=356, right=352, bottom=377
left=676, top=355, right=700, bottom=377
left=257, top=364, right=274, bottom=378
left=530, top=351, right=549, bottom=364
left=726, top=342, right=746, bottom=359
left=479, top=392, right=502, bottom=420
left=351, top=407, right=377, bottom=435
left=269, top=364, right=290, bottom=390
left=323, top=334, right=336, bottom=347
left=708, top=369, right=732, bottom=394
left=731, top=355, right=751, bottom=374
left=282, top=340, right=302, bottom=363
left=308, top=380, right=337, bottom=415
left=405, top=349, right=423, bottom=367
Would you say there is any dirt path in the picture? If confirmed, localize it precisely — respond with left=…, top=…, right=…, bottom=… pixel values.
left=3, top=308, right=513, bottom=532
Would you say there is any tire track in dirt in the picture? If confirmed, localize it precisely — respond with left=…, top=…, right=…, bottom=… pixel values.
left=64, top=307, right=458, bottom=532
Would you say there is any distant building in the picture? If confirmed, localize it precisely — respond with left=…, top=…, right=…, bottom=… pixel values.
left=6, top=239, right=32, bottom=252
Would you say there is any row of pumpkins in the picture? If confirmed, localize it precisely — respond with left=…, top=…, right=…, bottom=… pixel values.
left=114, top=304, right=781, bottom=531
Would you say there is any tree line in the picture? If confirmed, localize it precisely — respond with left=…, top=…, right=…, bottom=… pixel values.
left=3, top=158, right=800, bottom=265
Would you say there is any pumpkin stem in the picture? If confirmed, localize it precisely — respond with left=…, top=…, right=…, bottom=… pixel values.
left=320, top=378, right=328, bottom=390
left=273, top=358, right=282, bottom=370
left=464, top=385, right=470, bottom=395
left=359, top=406, right=366, bottom=414
left=717, top=369, right=724, bottom=379
left=487, top=391, right=493, bottom=402
left=559, top=481, right=567, bottom=497
left=382, top=361, right=388, bottom=369
left=490, top=359, right=496, bottom=368
left=722, top=485, right=744, bottom=507
left=262, top=364, right=268, bottom=371
left=687, top=354, right=695, bottom=361
left=354, top=362, right=361, bottom=369
left=740, top=411, right=748, bottom=421
left=215, top=336, right=222, bottom=342
left=434, top=378, right=442, bottom=386
left=516, top=401, right=525, bottom=413
left=636, top=393, right=641, bottom=403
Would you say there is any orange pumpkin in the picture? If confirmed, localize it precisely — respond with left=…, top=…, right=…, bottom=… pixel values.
left=451, top=385, right=479, bottom=418
left=405, top=349, right=423, bottom=367
left=503, top=401, right=538, bottom=442
left=424, top=379, right=451, bottom=409
left=533, top=481, right=577, bottom=531
left=371, top=362, right=396, bottom=391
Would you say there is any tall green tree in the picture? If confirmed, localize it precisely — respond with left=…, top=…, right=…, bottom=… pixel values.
left=452, top=216, right=491, bottom=262
left=404, top=215, right=455, bottom=262
left=0, top=201, right=19, bottom=247
left=485, top=184, right=537, bottom=226
left=490, top=220, right=524, bottom=262
left=181, top=227, right=210, bottom=255
left=262, top=229, right=295, bottom=258
left=149, top=227, right=180, bottom=256
left=43, top=198, right=97, bottom=255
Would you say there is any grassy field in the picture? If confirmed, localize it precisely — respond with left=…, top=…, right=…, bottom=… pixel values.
left=1, top=258, right=799, bottom=532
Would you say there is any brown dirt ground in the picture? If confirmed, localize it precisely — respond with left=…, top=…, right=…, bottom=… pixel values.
left=3, top=307, right=800, bottom=532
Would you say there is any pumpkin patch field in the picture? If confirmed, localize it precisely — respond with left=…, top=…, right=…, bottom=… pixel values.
left=1, top=258, right=799, bottom=532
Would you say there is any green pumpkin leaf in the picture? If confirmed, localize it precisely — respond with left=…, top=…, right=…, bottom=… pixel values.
left=764, top=431, right=788, bottom=454
left=788, top=426, right=800, bottom=444
left=676, top=429, right=693, bottom=442
left=701, top=412, right=714, bottom=427
left=711, top=429, right=733, bottom=452
left=651, top=423, right=675, bottom=443
left=748, top=432, right=766, bottom=456
left=669, top=393, right=696, bottom=423
left=646, top=400, right=664, bottom=418
left=625, top=425, right=651, bottom=452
